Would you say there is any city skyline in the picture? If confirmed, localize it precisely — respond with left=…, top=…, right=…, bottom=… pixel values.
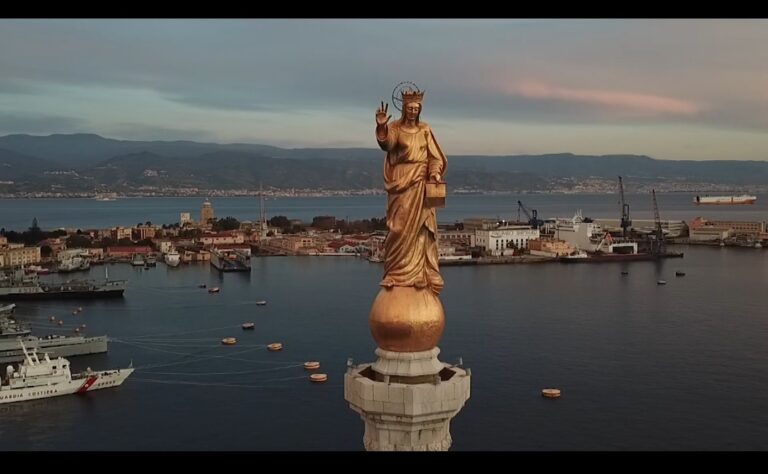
left=1, top=19, right=767, bottom=161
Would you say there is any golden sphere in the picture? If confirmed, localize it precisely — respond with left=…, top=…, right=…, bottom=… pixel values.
left=369, top=286, right=445, bottom=352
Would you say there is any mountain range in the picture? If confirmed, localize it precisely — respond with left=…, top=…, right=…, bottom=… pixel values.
left=0, top=133, right=766, bottom=193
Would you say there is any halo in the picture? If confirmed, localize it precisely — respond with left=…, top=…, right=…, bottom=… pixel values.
left=391, top=81, right=421, bottom=112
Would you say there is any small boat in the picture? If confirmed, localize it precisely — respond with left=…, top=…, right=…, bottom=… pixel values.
left=675, top=271, right=686, bottom=277
left=657, top=280, right=667, bottom=285
left=255, top=300, right=267, bottom=306
left=208, top=287, right=220, bottom=294
left=303, top=361, right=320, bottom=370
left=241, top=322, right=255, bottom=330
left=198, top=283, right=207, bottom=288
left=620, top=271, right=629, bottom=275
left=267, top=342, right=283, bottom=351
left=221, top=337, right=237, bottom=345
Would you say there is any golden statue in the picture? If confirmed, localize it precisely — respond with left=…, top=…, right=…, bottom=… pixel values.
left=370, top=84, right=448, bottom=352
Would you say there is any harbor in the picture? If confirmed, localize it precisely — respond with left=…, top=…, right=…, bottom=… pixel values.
left=0, top=245, right=766, bottom=449
left=0, top=193, right=767, bottom=449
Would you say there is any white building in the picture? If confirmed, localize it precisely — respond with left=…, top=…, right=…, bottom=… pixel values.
left=475, top=226, right=540, bottom=256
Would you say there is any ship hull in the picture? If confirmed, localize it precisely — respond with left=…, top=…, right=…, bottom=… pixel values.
left=0, top=289, right=124, bottom=301
left=695, top=200, right=756, bottom=205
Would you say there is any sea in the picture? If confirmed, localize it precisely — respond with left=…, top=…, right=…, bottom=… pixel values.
left=1, top=193, right=767, bottom=450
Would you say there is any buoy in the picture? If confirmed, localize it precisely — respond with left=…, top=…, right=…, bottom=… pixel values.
left=304, top=361, right=320, bottom=370
left=221, top=337, right=237, bottom=345
left=310, top=373, right=328, bottom=383
left=541, top=388, right=561, bottom=398
left=241, top=322, right=255, bottom=330
left=267, top=342, right=283, bottom=351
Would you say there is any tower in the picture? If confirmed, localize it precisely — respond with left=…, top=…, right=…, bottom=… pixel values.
left=200, top=199, right=214, bottom=225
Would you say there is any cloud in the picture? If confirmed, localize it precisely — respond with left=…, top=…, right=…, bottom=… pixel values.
left=102, top=122, right=220, bottom=142
left=508, top=81, right=701, bottom=117
left=0, top=113, right=87, bottom=134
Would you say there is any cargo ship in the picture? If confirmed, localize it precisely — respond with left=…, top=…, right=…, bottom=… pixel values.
left=694, top=195, right=757, bottom=205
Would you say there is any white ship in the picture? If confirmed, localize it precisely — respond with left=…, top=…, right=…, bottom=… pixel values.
left=694, top=194, right=757, bottom=205
left=164, top=249, right=180, bottom=267
left=0, top=341, right=132, bottom=404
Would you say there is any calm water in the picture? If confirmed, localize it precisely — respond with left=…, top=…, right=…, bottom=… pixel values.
left=1, top=245, right=768, bottom=450
left=2, top=193, right=768, bottom=231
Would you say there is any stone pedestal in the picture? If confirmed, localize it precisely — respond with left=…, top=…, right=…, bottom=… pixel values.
left=344, top=347, right=471, bottom=451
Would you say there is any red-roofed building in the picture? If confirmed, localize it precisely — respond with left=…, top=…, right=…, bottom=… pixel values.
left=105, top=246, right=153, bottom=258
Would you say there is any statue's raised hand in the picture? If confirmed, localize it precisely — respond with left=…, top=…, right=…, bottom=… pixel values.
left=376, top=101, right=391, bottom=126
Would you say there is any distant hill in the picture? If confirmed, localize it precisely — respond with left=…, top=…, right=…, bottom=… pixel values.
left=449, top=154, right=768, bottom=183
left=0, top=134, right=767, bottom=192
left=0, top=147, right=63, bottom=180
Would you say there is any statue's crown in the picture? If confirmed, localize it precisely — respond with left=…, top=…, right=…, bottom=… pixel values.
left=401, top=88, right=424, bottom=104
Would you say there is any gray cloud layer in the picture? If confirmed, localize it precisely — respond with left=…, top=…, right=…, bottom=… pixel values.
left=1, top=19, right=767, bottom=158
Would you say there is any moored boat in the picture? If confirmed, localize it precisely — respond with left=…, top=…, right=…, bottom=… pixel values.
left=0, top=268, right=126, bottom=301
left=0, top=341, right=132, bottom=404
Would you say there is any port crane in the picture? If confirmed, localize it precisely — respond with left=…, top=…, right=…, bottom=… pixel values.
left=651, top=189, right=666, bottom=255
left=517, top=200, right=543, bottom=229
left=618, top=176, right=632, bottom=237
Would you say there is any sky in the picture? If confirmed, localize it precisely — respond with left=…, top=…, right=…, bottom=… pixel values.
left=0, top=19, right=767, bottom=161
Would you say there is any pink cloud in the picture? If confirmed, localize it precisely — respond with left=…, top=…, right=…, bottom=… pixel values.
left=509, top=81, right=700, bottom=116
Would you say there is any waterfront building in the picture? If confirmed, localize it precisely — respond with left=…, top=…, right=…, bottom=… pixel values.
left=0, top=246, right=41, bottom=268
left=475, top=225, right=540, bottom=256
